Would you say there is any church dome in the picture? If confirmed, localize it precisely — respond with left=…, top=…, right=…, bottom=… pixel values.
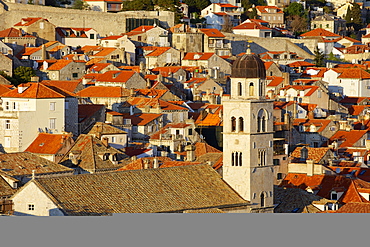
left=231, top=53, right=266, bottom=79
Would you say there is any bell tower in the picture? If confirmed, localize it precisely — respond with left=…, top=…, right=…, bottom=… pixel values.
left=222, top=46, right=274, bottom=213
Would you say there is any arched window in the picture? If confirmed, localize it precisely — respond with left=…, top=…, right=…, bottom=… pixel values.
left=259, top=81, right=264, bottom=97
left=239, top=152, right=242, bottom=166
left=235, top=152, right=239, bottom=166
left=238, top=82, right=242, bottom=96
left=260, top=193, right=265, bottom=207
left=238, top=117, right=244, bottom=132
left=231, top=117, right=236, bottom=132
left=257, top=109, right=267, bottom=132
left=249, top=82, right=254, bottom=96
left=231, top=152, right=235, bottom=166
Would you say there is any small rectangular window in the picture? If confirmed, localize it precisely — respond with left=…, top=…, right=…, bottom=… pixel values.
left=5, top=102, right=9, bottom=110
left=12, top=102, right=16, bottom=110
left=50, top=102, right=56, bottom=111
left=28, top=204, right=35, bottom=211
left=49, top=118, right=56, bottom=129
left=5, top=120, right=10, bottom=130
left=90, top=34, right=95, bottom=39
left=72, top=73, right=78, bottom=78
left=188, top=129, right=193, bottom=135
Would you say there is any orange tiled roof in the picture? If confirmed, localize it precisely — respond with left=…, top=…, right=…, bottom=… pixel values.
left=301, top=67, right=329, bottom=78
left=199, top=28, right=225, bottom=38
left=327, top=130, right=368, bottom=148
left=150, top=123, right=191, bottom=140
left=89, top=63, right=111, bottom=72
left=293, top=118, right=332, bottom=133
left=124, top=97, right=188, bottom=111
left=280, top=85, right=319, bottom=96
left=266, top=76, right=284, bottom=87
left=25, top=133, right=73, bottom=155
left=290, top=147, right=330, bottom=163
left=287, top=61, right=315, bottom=67
left=144, top=47, right=171, bottom=57
left=264, top=61, right=274, bottom=70
left=233, top=22, right=271, bottom=30
left=347, top=105, right=370, bottom=116
left=47, top=60, right=73, bottom=70
left=41, top=80, right=81, bottom=94
left=183, top=53, right=215, bottom=60
left=151, top=66, right=183, bottom=77
left=119, top=66, right=141, bottom=73
left=120, top=113, right=163, bottom=126
left=0, top=84, right=12, bottom=96
left=331, top=68, right=370, bottom=79
left=22, top=47, right=42, bottom=56
left=135, top=88, right=168, bottom=98
left=93, top=47, right=117, bottom=57
left=77, top=86, right=130, bottom=98
left=327, top=202, right=370, bottom=213
left=256, top=6, right=283, bottom=14
left=1, top=83, right=75, bottom=99
left=14, top=17, right=44, bottom=26
left=100, top=35, right=123, bottom=40
left=94, top=70, right=135, bottom=83
left=300, top=28, right=340, bottom=37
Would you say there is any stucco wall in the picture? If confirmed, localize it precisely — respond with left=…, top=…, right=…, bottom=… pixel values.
left=11, top=181, right=64, bottom=216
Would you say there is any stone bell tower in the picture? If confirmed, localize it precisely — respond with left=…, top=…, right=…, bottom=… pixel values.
left=222, top=46, right=274, bottom=213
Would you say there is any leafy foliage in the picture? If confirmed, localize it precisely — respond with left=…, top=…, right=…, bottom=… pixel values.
left=122, top=0, right=155, bottom=11
left=313, top=48, right=325, bottom=67
left=13, top=67, right=36, bottom=86
left=345, top=3, right=363, bottom=32
left=72, top=0, right=90, bottom=9
left=0, top=71, right=18, bottom=85
left=284, top=2, right=306, bottom=17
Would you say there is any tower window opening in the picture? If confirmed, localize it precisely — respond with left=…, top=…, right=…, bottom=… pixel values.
left=231, top=117, right=236, bottom=132
left=249, top=82, right=254, bottom=96
left=238, top=82, right=242, bottom=96
left=239, top=117, right=244, bottom=132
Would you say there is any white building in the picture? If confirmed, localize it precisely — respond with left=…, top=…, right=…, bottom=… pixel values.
left=323, top=68, right=370, bottom=97
left=56, top=27, right=100, bottom=49
left=0, top=83, right=78, bottom=153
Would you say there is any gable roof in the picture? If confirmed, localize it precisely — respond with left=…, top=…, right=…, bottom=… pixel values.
left=256, top=6, right=284, bottom=14
left=300, top=28, right=340, bottom=38
left=330, top=68, right=370, bottom=79
left=58, top=134, right=128, bottom=173
left=327, top=130, right=368, bottom=148
left=119, top=113, right=162, bottom=126
left=14, top=17, right=45, bottom=26
left=199, top=28, right=225, bottom=38
left=0, top=152, right=73, bottom=177
left=76, top=86, right=130, bottom=98
left=1, top=83, right=76, bottom=99
left=144, top=47, right=171, bottom=57
left=93, top=70, right=135, bottom=83
left=290, top=147, right=331, bottom=164
left=233, top=22, right=271, bottom=30
left=25, top=133, right=73, bottom=155
left=25, top=164, right=248, bottom=215
left=88, top=122, right=127, bottom=136
left=183, top=53, right=215, bottom=60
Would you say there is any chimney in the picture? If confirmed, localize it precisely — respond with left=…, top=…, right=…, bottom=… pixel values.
left=306, top=159, right=314, bottom=176
left=153, top=157, right=159, bottom=168
left=143, top=159, right=149, bottom=169
left=282, top=72, right=290, bottom=86
left=30, top=76, right=39, bottom=82
left=131, top=156, right=137, bottom=161
left=130, top=88, right=135, bottom=97
left=17, top=84, right=29, bottom=94
left=284, top=113, right=290, bottom=126
left=102, top=137, right=109, bottom=147
left=185, top=144, right=196, bottom=162
left=61, top=135, right=66, bottom=144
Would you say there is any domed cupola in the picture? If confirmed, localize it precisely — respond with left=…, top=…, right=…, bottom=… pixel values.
left=231, top=47, right=266, bottom=79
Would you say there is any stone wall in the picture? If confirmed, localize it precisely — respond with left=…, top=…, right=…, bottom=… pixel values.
left=0, top=2, right=174, bottom=36
left=224, top=33, right=315, bottom=59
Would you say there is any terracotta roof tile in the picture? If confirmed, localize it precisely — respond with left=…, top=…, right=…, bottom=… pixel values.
left=300, top=28, right=340, bottom=37
left=183, top=53, right=215, bottom=60
left=14, top=17, right=44, bottom=26
left=199, top=28, right=225, bottom=38
left=94, top=70, right=135, bottom=83
left=0, top=152, right=73, bottom=177
left=290, top=147, right=330, bottom=164
left=256, top=6, right=283, bottom=14
left=144, top=47, right=171, bottom=57
left=26, top=164, right=248, bottom=215
left=327, top=130, right=368, bottom=148
left=233, top=22, right=271, bottom=30
left=1, top=83, right=75, bottom=99
left=331, top=68, right=370, bottom=79
left=120, top=113, right=163, bottom=126
left=77, top=86, right=130, bottom=98
left=25, top=133, right=73, bottom=155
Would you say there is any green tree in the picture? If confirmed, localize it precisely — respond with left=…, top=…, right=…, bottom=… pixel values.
left=313, top=48, right=325, bottom=67
left=285, top=2, right=305, bottom=17
left=0, top=71, right=18, bottom=85
left=345, top=3, right=363, bottom=32
left=13, top=67, right=36, bottom=85
left=122, top=0, right=154, bottom=11
left=72, top=0, right=90, bottom=9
